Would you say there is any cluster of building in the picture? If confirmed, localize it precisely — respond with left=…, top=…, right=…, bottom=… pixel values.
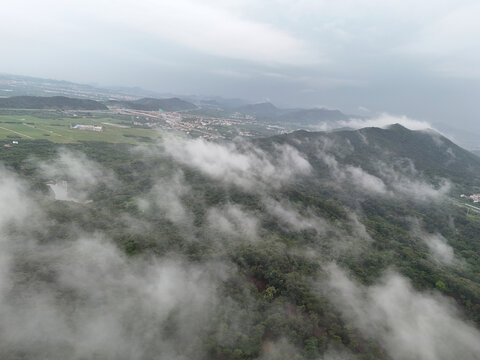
left=3, top=140, right=18, bottom=148
left=460, top=194, right=480, bottom=203
left=71, top=124, right=103, bottom=132
left=230, top=112, right=255, bottom=120
left=117, top=108, right=262, bottom=139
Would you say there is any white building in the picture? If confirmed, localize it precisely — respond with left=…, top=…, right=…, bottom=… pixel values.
left=71, top=124, right=103, bottom=132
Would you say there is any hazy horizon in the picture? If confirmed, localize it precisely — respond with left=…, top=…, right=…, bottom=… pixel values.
left=2, top=0, right=480, bottom=128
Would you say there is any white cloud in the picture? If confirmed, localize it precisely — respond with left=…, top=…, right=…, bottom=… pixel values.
left=315, top=140, right=450, bottom=201
left=112, top=0, right=317, bottom=65
left=422, top=233, right=457, bottom=265
left=325, top=265, right=480, bottom=360
left=1, top=0, right=317, bottom=66
left=410, top=221, right=459, bottom=266
left=38, top=149, right=118, bottom=202
left=0, top=167, right=225, bottom=359
left=0, top=236, right=223, bottom=359
left=263, top=197, right=327, bottom=233
left=0, top=168, right=33, bottom=229
left=337, top=113, right=433, bottom=131
left=319, top=152, right=388, bottom=195
left=142, top=170, right=193, bottom=226
left=376, top=160, right=451, bottom=201
left=207, top=204, right=259, bottom=240
left=397, top=3, right=480, bottom=71
left=162, top=136, right=311, bottom=191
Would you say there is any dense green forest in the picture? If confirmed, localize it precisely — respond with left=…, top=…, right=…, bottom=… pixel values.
left=0, top=125, right=479, bottom=359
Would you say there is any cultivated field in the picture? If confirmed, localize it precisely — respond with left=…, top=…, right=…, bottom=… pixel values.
left=0, top=114, right=160, bottom=144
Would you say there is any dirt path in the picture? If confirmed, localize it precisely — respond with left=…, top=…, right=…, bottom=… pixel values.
left=0, top=126, right=33, bottom=139
left=23, top=123, right=63, bottom=136
left=102, top=122, right=130, bottom=129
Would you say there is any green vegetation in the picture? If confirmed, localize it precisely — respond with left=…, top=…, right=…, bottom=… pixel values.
left=0, top=124, right=479, bottom=359
left=0, top=114, right=160, bottom=144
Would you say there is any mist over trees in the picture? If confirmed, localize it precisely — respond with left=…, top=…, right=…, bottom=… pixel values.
left=2, top=1, right=479, bottom=357
left=0, top=125, right=479, bottom=359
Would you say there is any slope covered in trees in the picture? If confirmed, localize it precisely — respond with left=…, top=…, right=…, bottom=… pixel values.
left=0, top=125, right=479, bottom=360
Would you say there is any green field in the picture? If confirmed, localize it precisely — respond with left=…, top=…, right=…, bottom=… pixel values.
left=0, top=114, right=160, bottom=144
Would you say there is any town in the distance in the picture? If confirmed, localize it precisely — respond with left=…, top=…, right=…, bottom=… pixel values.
left=0, top=74, right=359, bottom=144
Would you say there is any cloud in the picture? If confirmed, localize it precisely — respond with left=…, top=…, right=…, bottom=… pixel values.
left=318, top=151, right=388, bottom=195
left=207, top=204, right=260, bottom=240
left=263, top=197, right=328, bottom=233
left=0, top=167, right=225, bottom=359
left=0, top=168, right=35, bottom=298
left=410, top=220, right=459, bottom=266
left=421, top=233, right=457, bottom=265
left=139, top=170, right=193, bottom=226
left=38, top=148, right=118, bottom=202
left=0, top=167, right=33, bottom=229
left=260, top=337, right=358, bottom=360
left=325, top=265, right=480, bottom=360
left=262, top=196, right=371, bottom=258
left=162, top=136, right=312, bottom=191
left=1, top=0, right=317, bottom=66
left=396, top=3, right=480, bottom=78
left=376, top=160, right=451, bottom=201
left=259, top=338, right=303, bottom=360
left=337, top=113, right=433, bottom=131
left=1, top=238, right=223, bottom=359
left=109, top=0, right=317, bottom=65
left=314, top=139, right=450, bottom=201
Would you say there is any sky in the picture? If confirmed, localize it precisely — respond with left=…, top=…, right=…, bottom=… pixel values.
left=1, top=0, right=480, bottom=127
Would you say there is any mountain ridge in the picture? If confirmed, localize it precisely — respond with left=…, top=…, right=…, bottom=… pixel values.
left=259, top=123, right=480, bottom=187
left=107, top=97, right=197, bottom=111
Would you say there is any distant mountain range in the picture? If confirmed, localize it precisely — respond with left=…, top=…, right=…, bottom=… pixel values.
left=233, top=102, right=354, bottom=128
left=234, top=102, right=283, bottom=116
left=0, top=73, right=148, bottom=101
left=0, top=73, right=247, bottom=106
left=0, top=95, right=197, bottom=112
left=275, top=108, right=350, bottom=125
left=2, top=73, right=479, bottom=151
left=107, top=97, right=197, bottom=112
left=0, top=96, right=108, bottom=110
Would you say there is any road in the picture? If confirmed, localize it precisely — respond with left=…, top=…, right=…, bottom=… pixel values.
left=0, top=126, right=33, bottom=139
left=453, top=200, right=480, bottom=214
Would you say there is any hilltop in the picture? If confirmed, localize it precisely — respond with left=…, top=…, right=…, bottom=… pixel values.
left=263, top=124, right=480, bottom=186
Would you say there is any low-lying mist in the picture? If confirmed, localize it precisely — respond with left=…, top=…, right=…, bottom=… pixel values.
left=0, top=126, right=479, bottom=359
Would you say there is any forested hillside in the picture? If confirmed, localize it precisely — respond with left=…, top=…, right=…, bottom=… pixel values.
left=0, top=125, right=479, bottom=360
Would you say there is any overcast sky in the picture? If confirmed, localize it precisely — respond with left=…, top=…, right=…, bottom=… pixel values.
left=1, top=0, right=480, bottom=126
